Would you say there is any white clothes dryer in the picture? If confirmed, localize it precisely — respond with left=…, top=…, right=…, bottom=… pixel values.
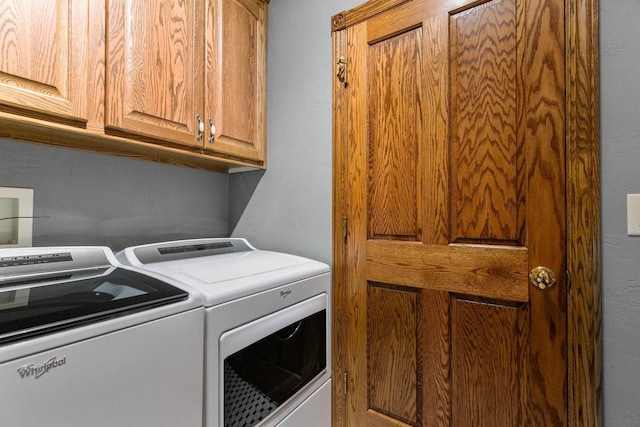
left=117, top=238, right=332, bottom=427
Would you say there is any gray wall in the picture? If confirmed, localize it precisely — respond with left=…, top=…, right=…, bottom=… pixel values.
left=601, top=1, right=640, bottom=425
left=229, top=0, right=362, bottom=265
left=229, top=0, right=640, bottom=425
left=0, top=138, right=228, bottom=251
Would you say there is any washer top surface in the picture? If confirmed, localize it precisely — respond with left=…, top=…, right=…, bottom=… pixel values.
left=116, top=238, right=330, bottom=307
left=0, top=246, right=201, bottom=353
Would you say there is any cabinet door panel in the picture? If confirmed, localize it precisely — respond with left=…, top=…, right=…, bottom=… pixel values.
left=206, top=0, right=266, bottom=163
left=106, top=0, right=204, bottom=148
left=0, top=0, right=87, bottom=126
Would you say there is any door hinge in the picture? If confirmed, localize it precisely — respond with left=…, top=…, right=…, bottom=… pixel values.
left=337, top=56, right=347, bottom=84
left=343, top=216, right=348, bottom=242
left=343, top=371, right=348, bottom=395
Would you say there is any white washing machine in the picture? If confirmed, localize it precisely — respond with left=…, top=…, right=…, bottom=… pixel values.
left=117, top=238, right=332, bottom=427
left=0, top=246, right=204, bottom=427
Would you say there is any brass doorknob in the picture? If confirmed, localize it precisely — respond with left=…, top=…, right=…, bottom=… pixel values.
left=529, top=266, right=557, bottom=290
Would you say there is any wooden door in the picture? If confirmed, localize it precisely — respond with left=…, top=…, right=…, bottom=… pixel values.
left=0, top=0, right=88, bottom=127
left=106, top=0, right=204, bottom=148
left=205, top=0, right=267, bottom=164
left=333, top=0, right=570, bottom=425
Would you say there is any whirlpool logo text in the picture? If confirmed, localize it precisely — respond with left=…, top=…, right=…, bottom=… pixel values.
left=17, top=356, right=67, bottom=380
left=280, top=288, right=292, bottom=298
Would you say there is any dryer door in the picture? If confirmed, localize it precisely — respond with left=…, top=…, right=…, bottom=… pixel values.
left=219, top=294, right=327, bottom=427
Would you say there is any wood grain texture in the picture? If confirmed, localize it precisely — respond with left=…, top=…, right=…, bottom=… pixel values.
left=70, top=0, right=88, bottom=123
left=449, top=0, right=521, bottom=244
left=0, top=0, right=87, bottom=125
left=566, top=0, right=601, bottom=425
left=87, top=0, right=105, bottom=128
left=0, top=1, right=59, bottom=88
left=451, top=298, right=522, bottom=426
left=0, top=0, right=268, bottom=171
left=0, top=113, right=231, bottom=172
left=422, top=14, right=450, bottom=246
left=367, top=284, right=420, bottom=425
left=332, top=26, right=349, bottom=427
left=129, top=2, right=191, bottom=125
left=366, top=240, right=529, bottom=302
left=525, top=0, right=568, bottom=424
left=220, top=0, right=258, bottom=143
left=331, top=0, right=411, bottom=32
left=344, top=21, right=371, bottom=427
left=368, top=28, right=422, bottom=240
left=205, top=0, right=267, bottom=163
left=332, top=0, right=600, bottom=425
left=106, top=0, right=204, bottom=147
left=422, top=290, right=451, bottom=426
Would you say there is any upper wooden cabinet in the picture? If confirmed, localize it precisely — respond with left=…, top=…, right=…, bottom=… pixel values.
left=105, top=0, right=267, bottom=164
left=204, top=0, right=267, bottom=163
left=105, top=0, right=205, bottom=149
left=0, top=0, right=267, bottom=170
left=0, top=0, right=88, bottom=127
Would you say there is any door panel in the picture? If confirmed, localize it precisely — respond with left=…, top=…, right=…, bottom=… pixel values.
left=368, top=28, right=422, bottom=241
left=451, top=297, right=524, bottom=426
left=0, top=0, right=87, bottom=126
left=338, top=0, right=567, bottom=425
left=106, top=0, right=204, bottom=147
left=205, top=0, right=266, bottom=162
left=367, top=284, right=420, bottom=425
left=449, top=0, right=524, bottom=245
left=366, top=241, right=528, bottom=301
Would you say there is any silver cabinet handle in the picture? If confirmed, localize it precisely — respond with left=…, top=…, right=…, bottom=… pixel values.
left=196, top=115, right=204, bottom=141
left=208, top=117, right=216, bottom=144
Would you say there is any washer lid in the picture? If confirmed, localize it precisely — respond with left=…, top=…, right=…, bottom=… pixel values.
left=117, top=239, right=330, bottom=306
left=0, top=247, right=190, bottom=345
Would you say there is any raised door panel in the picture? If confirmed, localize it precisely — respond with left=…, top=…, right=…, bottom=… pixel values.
left=205, top=0, right=266, bottom=164
left=0, top=0, right=87, bottom=126
left=106, top=0, right=204, bottom=148
left=368, top=28, right=422, bottom=241
left=450, top=297, right=526, bottom=426
left=449, top=0, right=525, bottom=245
left=367, top=284, right=420, bottom=425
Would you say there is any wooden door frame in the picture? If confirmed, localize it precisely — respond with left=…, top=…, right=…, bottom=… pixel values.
left=330, top=0, right=601, bottom=425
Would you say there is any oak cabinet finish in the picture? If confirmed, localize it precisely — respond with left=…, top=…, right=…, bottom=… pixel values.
left=205, top=0, right=267, bottom=163
left=332, top=0, right=600, bottom=426
left=0, top=0, right=87, bottom=127
left=106, top=0, right=205, bottom=149
left=0, top=0, right=268, bottom=171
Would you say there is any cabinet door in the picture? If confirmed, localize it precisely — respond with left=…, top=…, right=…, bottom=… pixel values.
left=205, top=0, right=267, bottom=163
left=0, top=0, right=87, bottom=127
left=106, top=0, right=204, bottom=148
